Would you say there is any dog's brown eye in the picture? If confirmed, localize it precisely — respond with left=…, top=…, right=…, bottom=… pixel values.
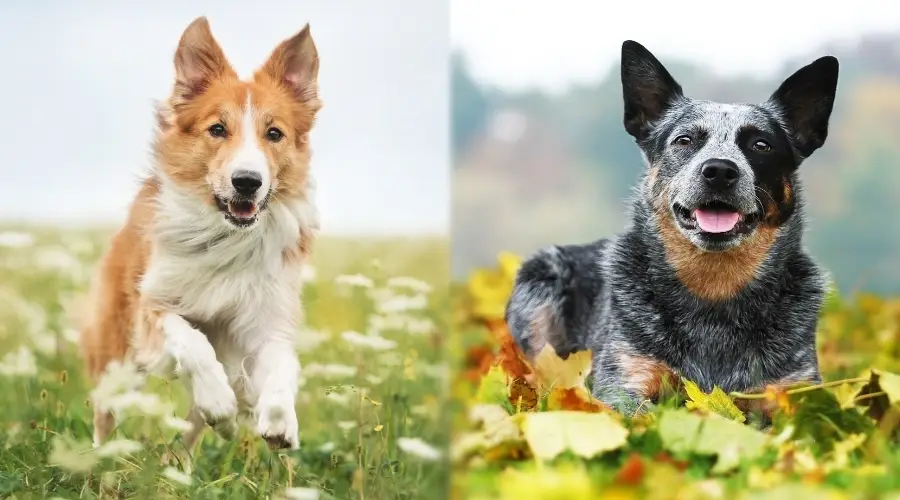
left=266, top=127, right=284, bottom=142
left=208, top=123, right=227, bottom=138
left=752, top=140, right=772, bottom=152
left=673, top=135, right=693, bottom=146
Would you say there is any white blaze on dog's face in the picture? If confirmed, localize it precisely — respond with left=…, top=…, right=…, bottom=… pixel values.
left=154, top=17, right=322, bottom=229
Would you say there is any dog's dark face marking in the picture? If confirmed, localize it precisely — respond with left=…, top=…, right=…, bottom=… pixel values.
left=622, top=41, right=838, bottom=299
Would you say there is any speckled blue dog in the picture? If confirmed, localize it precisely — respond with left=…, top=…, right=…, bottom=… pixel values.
left=506, top=40, right=839, bottom=415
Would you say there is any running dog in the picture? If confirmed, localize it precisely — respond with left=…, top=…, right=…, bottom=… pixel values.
left=80, top=17, right=321, bottom=450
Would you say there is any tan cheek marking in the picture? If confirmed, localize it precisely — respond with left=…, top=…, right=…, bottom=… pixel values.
left=653, top=186, right=778, bottom=301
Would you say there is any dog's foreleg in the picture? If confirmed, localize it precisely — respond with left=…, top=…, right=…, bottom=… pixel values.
left=593, top=342, right=680, bottom=416
left=250, top=332, right=300, bottom=450
left=135, top=307, right=238, bottom=440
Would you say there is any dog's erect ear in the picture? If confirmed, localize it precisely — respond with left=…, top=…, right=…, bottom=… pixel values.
left=767, top=56, right=839, bottom=158
left=261, top=24, right=322, bottom=110
left=621, top=40, right=684, bottom=140
left=173, top=17, right=236, bottom=101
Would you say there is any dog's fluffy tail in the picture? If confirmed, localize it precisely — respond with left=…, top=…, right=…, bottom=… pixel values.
left=505, top=240, right=607, bottom=360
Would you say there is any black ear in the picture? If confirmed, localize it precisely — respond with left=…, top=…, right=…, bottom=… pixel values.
left=621, top=40, right=684, bottom=140
left=767, top=56, right=839, bottom=158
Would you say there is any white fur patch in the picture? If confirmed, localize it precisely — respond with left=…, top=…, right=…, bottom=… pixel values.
left=140, top=174, right=316, bottom=430
left=221, top=95, right=271, bottom=203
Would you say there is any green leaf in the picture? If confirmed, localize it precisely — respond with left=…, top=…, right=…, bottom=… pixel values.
left=517, top=411, right=629, bottom=461
left=683, top=378, right=746, bottom=423
left=789, top=388, right=875, bottom=454
left=475, top=365, right=510, bottom=407
left=852, top=368, right=900, bottom=427
left=657, top=408, right=768, bottom=473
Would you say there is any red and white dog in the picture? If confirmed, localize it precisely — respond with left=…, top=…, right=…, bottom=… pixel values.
left=80, top=17, right=321, bottom=451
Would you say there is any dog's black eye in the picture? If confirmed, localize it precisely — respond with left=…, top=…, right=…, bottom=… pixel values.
left=266, top=127, right=284, bottom=142
left=208, top=123, right=227, bottom=138
left=673, top=135, right=693, bottom=146
left=752, top=140, right=772, bottom=152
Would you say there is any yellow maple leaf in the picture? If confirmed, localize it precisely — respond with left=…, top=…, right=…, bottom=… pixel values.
left=466, top=252, right=524, bottom=322
left=496, top=251, right=523, bottom=281
left=683, top=378, right=746, bottom=423
left=516, top=411, right=629, bottom=461
left=531, top=345, right=592, bottom=392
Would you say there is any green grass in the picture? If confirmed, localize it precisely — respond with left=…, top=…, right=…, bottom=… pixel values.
left=0, top=225, right=450, bottom=500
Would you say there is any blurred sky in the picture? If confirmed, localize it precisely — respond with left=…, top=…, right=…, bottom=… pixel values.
left=452, top=0, right=900, bottom=92
left=0, top=0, right=448, bottom=235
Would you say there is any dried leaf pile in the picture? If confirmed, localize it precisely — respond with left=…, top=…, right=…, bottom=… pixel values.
left=452, top=252, right=900, bottom=499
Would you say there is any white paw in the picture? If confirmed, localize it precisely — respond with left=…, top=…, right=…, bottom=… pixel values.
left=256, top=393, right=299, bottom=450
left=192, top=373, right=238, bottom=439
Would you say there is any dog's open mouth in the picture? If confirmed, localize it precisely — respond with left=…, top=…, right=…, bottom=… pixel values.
left=674, top=201, right=759, bottom=235
left=215, top=196, right=261, bottom=227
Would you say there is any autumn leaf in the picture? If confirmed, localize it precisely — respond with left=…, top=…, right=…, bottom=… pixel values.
left=683, top=378, right=746, bottom=423
left=532, top=345, right=592, bottom=392
left=786, top=389, right=874, bottom=454
left=508, top=376, right=539, bottom=412
left=517, top=411, right=629, bottom=461
left=451, top=404, right=527, bottom=464
left=495, top=464, right=599, bottom=500
left=615, top=453, right=645, bottom=486
left=493, top=324, right=534, bottom=382
left=475, top=365, right=512, bottom=407
left=466, top=252, right=522, bottom=322
left=852, top=368, right=900, bottom=433
left=657, top=409, right=769, bottom=473
left=546, top=386, right=609, bottom=413
left=763, top=385, right=794, bottom=416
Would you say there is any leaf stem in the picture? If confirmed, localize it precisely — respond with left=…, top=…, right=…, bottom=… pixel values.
left=729, top=377, right=870, bottom=400
left=853, top=391, right=886, bottom=403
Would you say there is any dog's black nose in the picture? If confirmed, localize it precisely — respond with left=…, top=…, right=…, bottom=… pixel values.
left=231, top=170, right=263, bottom=196
left=700, top=159, right=740, bottom=190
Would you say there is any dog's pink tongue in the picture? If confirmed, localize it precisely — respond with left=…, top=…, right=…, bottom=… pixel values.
left=694, top=209, right=740, bottom=233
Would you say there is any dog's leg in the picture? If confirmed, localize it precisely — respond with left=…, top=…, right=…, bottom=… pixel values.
left=163, top=405, right=207, bottom=473
left=593, top=342, right=680, bottom=416
left=92, top=408, right=115, bottom=448
left=135, top=307, right=238, bottom=440
left=506, top=245, right=598, bottom=360
left=250, top=336, right=300, bottom=450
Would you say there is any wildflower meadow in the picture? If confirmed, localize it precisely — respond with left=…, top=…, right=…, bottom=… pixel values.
left=451, top=252, right=900, bottom=499
left=0, top=226, right=449, bottom=499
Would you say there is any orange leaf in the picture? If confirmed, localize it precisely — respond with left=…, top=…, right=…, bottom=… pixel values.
left=508, top=377, right=539, bottom=411
left=616, top=453, right=645, bottom=486
left=653, top=452, right=689, bottom=472
left=764, top=384, right=793, bottom=415
left=493, top=324, right=535, bottom=382
left=547, top=387, right=610, bottom=413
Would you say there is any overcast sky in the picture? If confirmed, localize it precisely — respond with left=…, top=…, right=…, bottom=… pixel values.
left=0, top=0, right=449, bottom=235
left=452, top=0, right=900, bottom=92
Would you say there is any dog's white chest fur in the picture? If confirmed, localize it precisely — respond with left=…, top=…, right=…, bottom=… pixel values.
left=140, top=185, right=314, bottom=346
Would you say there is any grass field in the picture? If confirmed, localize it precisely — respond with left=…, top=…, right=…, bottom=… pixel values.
left=451, top=253, right=900, bottom=500
left=0, top=225, right=450, bottom=500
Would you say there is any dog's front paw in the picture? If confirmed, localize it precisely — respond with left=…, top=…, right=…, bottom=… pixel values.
left=192, top=374, right=238, bottom=439
left=256, top=393, right=299, bottom=450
